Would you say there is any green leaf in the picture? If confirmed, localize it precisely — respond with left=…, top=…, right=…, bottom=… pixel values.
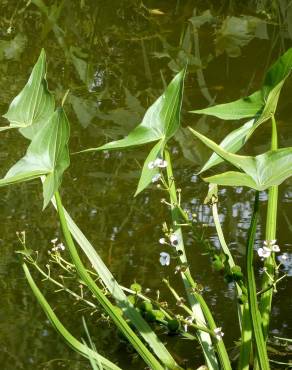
left=1, top=108, right=70, bottom=209
left=189, top=127, right=292, bottom=190
left=247, top=78, right=287, bottom=138
left=189, top=127, right=257, bottom=174
left=199, top=118, right=255, bottom=173
left=134, top=140, right=164, bottom=196
left=80, top=68, right=186, bottom=153
left=191, top=48, right=292, bottom=122
left=190, top=90, right=263, bottom=120
left=2, top=49, right=55, bottom=139
left=204, top=171, right=258, bottom=188
left=23, top=263, right=122, bottom=370
left=263, top=48, right=292, bottom=97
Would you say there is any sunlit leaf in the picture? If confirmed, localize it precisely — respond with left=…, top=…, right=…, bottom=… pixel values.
left=190, top=48, right=292, bottom=121
left=263, top=47, right=292, bottom=96
left=190, top=91, right=263, bottom=120
left=247, top=78, right=287, bottom=138
left=189, top=127, right=292, bottom=190
left=190, top=49, right=292, bottom=176
left=199, top=119, right=255, bottom=173
left=81, top=68, right=186, bottom=152
left=1, top=108, right=70, bottom=209
left=2, top=49, right=55, bottom=139
left=204, top=171, right=257, bottom=188
left=135, top=140, right=164, bottom=196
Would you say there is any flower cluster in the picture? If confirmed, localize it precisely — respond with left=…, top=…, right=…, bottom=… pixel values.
left=159, top=233, right=180, bottom=247
left=214, top=327, right=224, bottom=341
left=148, top=158, right=168, bottom=170
left=159, top=233, right=180, bottom=266
left=258, top=239, right=280, bottom=259
left=49, top=238, right=65, bottom=253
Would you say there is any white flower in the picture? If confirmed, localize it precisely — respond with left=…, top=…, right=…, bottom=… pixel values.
left=169, top=234, right=179, bottom=247
left=57, top=243, right=65, bottom=251
left=264, top=239, right=280, bottom=252
left=214, top=327, right=224, bottom=341
left=159, top=238, right=166, bottom=244
left=51, top=238, right=58, bottom=244
left=278, top=253, right=289, bottom=262
left=151, top=173, right=161, bottom=183
left=148, top=161, right=155, bottom=169
left=258, top=247, right=271, bottom=259
left=260, top=240, right=280, bottom=256
left=159, top=252, right=170, bottom=266
left=271, top=244, right=280, bottom=252
left=154, top=158, right=168, bottom=168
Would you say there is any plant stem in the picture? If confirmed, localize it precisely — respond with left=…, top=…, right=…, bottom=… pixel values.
left=212, top=200, right=243, bottom=318
left=55, top=191, right=165, bottom=370
left=164, top=149, right=232, bottom=370
left=211, top=197, right=253, bottom=370
left=259, top=114, right=278, bottom=340
left=246, top=191, right=270, bottom=370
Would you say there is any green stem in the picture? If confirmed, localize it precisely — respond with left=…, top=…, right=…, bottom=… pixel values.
left=55, top=191, right=165, bottom=370
left=212, top=201, right=243, bottom=316
left=164, top=149, right=231, bottom=370
left=246, top=191, right=270, bottom=370
left=212, top=200, right=253, bottom=370
left=259, top=114, right=278, bottom=340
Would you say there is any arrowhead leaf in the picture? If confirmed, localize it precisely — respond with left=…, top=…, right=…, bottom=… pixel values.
left=2, top=49, right=55, bottom=139
left=81, top=68, right=186, bottom=153
left=1, top=108, right=70, bottom=209
left=189, top=127, right=292, bottom=190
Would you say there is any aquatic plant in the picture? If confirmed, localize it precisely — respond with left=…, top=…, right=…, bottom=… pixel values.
left=1, top=48, right=291, bottom=369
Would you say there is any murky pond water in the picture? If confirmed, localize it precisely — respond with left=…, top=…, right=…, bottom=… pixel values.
left=0, top=1, right=291, bottom=369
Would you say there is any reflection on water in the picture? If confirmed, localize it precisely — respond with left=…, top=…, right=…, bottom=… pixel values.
left=0, top=1, right=291, bottom=369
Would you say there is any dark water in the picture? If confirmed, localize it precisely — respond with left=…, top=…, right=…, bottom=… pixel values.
left=0, top=1, right=291, bottom=369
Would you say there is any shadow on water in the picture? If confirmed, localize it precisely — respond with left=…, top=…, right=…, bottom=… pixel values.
left=0, top=1, right=291, bottom=369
